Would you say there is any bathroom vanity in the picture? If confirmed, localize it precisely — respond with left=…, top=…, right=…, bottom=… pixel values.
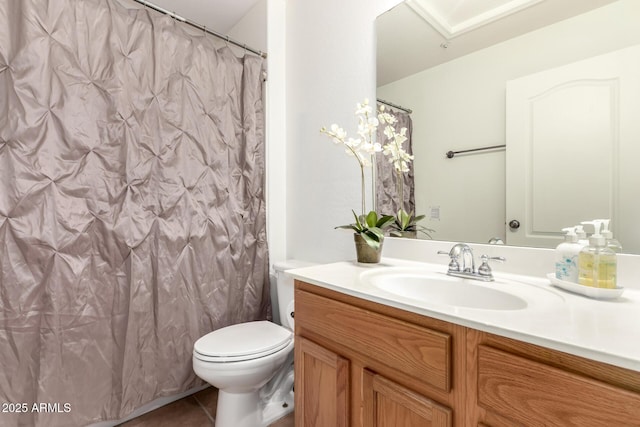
left=290, top=260, right=640, bottom=427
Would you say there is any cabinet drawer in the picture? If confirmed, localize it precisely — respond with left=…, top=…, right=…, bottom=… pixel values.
left=296, top=289, right=451, bottom=392
left=478, top=345, right=640, bottom=426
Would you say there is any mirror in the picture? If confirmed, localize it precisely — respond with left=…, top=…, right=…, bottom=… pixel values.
left=376, top=0, right=640, bottom=254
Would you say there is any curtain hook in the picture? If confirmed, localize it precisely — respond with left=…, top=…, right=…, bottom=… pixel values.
left=226, top=35, right=230, bottom=47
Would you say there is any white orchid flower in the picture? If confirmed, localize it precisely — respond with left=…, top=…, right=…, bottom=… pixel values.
left=320, top=98, right=413, bottom=215
left=357, top=105, right=373, bottom=116
left=356, top=98, right=372, bottom=116
left=383, top=125, right=395, bottom=140
left=393, top=133, right=408, bottom=146
left=330, top=124, right=347, bottom=140
left=378, top=111, right=397, bottom=125
left=358, top=117, right=379, bottom=138
left=361, top=142, right=382, bottom=155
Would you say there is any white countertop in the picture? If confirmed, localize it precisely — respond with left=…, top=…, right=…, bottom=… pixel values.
left=288, top=257, right=640, bottom=372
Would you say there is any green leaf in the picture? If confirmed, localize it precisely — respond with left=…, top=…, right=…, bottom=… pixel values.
left=400, top=210, right=411, bottom=229
left=360, top=231, right=381, bottom=250
left=413, top=214, right=426, bottom=222
left=416, top=224, right=435, bottom=239
left=367, top=227, right=384, bottom=239
left=376, top=215, right=395, bottom=228
left=351, top=210, right=364, bottom=231
left=335, top=225, right=359, bottom=232
left=365, top=211, right=378, bottom=228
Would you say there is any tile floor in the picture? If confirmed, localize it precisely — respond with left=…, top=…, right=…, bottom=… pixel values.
left=118, top=387, right=294, bottom=427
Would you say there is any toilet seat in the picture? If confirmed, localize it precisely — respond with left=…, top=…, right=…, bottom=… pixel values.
left=194, top=321, right=293, bottom=363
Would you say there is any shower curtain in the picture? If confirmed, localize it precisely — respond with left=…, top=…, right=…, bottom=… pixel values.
left=0, top=0, right=269, bottom=425
left=376, top=105, right=415, bottom=215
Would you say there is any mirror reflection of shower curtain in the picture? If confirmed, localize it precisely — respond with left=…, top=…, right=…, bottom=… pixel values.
left=0, top=0, right=269, bottom=426
left=375, top=105, right=415, bottom=215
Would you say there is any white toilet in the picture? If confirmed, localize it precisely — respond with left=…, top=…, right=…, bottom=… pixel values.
left=192, top=260, right=313, bottom=427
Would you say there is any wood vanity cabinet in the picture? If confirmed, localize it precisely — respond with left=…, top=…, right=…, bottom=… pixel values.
left=294, top=281, right=464, bottom=426
left=294, top=280, right=640, bottom=427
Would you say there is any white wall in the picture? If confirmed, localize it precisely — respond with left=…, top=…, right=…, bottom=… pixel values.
left=229, top=0, right=406, bottom=265
left=377, top=0, right=640, bottom=245
left=264, top=0, right=287, bottom=265
left=228, top=0, right=267, bottom=52
left=281, top=0, right=402, bottom=263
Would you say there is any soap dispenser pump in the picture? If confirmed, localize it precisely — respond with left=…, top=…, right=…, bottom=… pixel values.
left=578, top=220, right=617, bottom=288
left=555, top=227, right=581, bottom=283
left=597, top=219, right=623, bottom=253
left=574, top=225, right=589, bottom=248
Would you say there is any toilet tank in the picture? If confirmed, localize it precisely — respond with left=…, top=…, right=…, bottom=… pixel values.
left=272, top=260, right=315, bottom=330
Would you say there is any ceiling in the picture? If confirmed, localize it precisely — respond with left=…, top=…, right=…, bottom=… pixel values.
left=377, top=0, right=618, bottom=86
left=405, top=0, right=548, bottom=39
left=139, top=0, right=261, bottom=34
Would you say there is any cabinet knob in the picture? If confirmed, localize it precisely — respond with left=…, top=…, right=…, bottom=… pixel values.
left=509, top=220, right=520, bottom=230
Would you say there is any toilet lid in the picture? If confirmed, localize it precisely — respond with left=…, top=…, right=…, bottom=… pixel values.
left=194, top=321, right=293, bottom=362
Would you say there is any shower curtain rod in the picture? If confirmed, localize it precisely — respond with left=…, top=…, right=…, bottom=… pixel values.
left=376, top=98, right=412, bottom=114
left=132, top=0, right=267, bottom=59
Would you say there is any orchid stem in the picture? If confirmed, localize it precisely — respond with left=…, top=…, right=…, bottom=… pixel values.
left=360, top=165, right=366, bottom=217
left=397, top=170, right=404, bottom=213
left=371, top=154, right=376, bottom=212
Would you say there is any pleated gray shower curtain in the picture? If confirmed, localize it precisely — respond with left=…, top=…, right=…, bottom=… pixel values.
left=376, top=105, right=415, bottom=215
left=0, top=0, right=269, bottom=425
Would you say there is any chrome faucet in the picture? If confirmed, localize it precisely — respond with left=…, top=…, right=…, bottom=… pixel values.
left=438, top=243, right=505, bottom=282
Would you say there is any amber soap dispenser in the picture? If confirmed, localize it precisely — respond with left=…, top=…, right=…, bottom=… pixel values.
left=578, top=220, right=617, bottom=288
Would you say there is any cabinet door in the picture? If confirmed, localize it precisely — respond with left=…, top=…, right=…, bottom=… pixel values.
left=294, top=337, right=349, bottom=427
left=363, top=370, right=452, bottom=427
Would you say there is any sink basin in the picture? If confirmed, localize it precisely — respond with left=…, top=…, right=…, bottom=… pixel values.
left=358, top=267, right=562, bottom=311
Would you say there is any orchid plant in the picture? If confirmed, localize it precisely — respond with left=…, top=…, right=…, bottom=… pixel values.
left=320, top=99, right=394, bottom=249
left=320, top=99, right=433, bottom=248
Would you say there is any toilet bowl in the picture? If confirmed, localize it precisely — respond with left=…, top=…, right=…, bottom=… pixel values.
left=192, top=260, right=314, bottom=427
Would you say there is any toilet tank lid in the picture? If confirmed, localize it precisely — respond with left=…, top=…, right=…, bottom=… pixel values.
left=272, top=259, right=316, bottom=273
left=194, top=321, right=292, bottom=358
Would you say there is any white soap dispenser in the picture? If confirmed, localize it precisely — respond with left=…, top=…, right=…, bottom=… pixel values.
left=555, top=227, right=581, bottom=283
left=598, top=219, right=623, bottom=253
left=574, top=225, right=589, bottom=248
left=578, top=220, right=617, bottom=288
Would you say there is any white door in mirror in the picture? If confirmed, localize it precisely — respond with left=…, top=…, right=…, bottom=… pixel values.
left=506, top=44, right=640, bottom=251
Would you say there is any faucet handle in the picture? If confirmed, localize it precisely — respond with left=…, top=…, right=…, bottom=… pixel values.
left=437, top=250, right=461, bottom=272
left=478, top=255, right=506, bottom=277
left=483, top=255, right=506, bottom=262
